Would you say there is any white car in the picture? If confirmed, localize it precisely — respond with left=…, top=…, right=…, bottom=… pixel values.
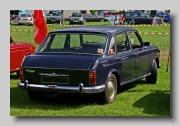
left=17, top=13, right=34, bottom=25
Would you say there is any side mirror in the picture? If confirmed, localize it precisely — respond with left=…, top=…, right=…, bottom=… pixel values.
left=143, top=42, right=150, bottom=46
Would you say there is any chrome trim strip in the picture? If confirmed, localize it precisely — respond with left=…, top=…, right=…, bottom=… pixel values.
left=39, top=73, right=69, bottom=77
left=23, top=67, right=90, bottom=71
left=120, top=73, right=151, bottom=86
left=18, top=82, right=105, bottom=93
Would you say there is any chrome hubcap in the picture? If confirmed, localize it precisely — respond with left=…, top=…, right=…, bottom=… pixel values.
left=107, top=80, right=115, bottom=100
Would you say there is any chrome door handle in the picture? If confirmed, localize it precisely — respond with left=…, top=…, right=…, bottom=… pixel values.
left=134, top=53, right=139, bottom=56
left=120, top=56, right=127, bottom=60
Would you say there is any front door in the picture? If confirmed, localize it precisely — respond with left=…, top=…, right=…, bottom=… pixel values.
left=128, top=31, right=150, bottom=78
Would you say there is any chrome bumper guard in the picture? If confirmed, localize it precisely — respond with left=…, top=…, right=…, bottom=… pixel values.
left=18, top=81, right=105, bottom=94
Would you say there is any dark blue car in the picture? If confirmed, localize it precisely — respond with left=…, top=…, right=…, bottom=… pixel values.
left=18, top=26, right=161, bottom=104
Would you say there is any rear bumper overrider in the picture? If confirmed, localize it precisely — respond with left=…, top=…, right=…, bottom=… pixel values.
left=18, top=80, right=105, bottom=93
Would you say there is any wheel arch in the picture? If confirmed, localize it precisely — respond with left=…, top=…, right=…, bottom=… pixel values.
left=105, top=69, right=120, bottom=88
left=149, top=56, right=159, bottom=73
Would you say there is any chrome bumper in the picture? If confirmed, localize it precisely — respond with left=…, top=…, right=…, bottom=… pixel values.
left=18, top=81, right=105, bottom=94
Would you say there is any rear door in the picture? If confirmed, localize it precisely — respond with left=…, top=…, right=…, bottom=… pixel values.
left=115, top=32, right=136, bottom=84
left=133, top=12, right=141, bottom=24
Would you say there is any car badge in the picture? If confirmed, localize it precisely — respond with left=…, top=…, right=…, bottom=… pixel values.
left=26, top=69, right=35, bottom=73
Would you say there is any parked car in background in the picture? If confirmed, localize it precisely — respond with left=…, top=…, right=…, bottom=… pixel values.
left=10, top=10, right=27, bottom=20
left=17, top=13, right=34, bottom=25
left=18, top=26, right=161, bottom=104
left=69, top=12, right=84, bottom=25
left=83, top=14, right=108, bottom=22
left=10, top=36, right=35, bottom=78
left=46, top=10, right=64, bottom=24
left=125, top=12, right=153, bottom=24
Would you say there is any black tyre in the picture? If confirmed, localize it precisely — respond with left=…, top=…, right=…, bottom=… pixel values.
left=28, top=90, right=46, bottom=100
left=146, top=61, right=157, bottom=84
left=99, top=74, right=117, bottom=104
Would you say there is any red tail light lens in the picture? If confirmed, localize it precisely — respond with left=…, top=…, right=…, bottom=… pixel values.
left=89, top=71, right=96, bottom=85
left=19, top=68, right=24, bottom=81
left=18, top=17, right=20, bottom=20
left=30, top=18, right=32, bottom=21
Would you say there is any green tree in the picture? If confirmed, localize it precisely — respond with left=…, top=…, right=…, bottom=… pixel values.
left=90, top=10, right=99, bottom=14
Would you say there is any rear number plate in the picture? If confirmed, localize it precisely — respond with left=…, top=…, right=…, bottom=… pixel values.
left=41, top=76, right=69, bottom=84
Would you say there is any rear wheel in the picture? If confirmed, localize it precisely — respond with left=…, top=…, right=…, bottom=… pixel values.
left=99, top=74, right=117, bottom=104
left=146, top=61, right=157, bottom=84
left=28, top=90, right=46, bottom=100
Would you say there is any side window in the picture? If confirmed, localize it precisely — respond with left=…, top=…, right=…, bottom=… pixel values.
left=128, top=32, right=143, bottom=49
left=133, top=13, right=139, bottom=17
left=108, top=37, right=116, bottom=55
left=70, top=34, right=81, bottom=48
left=50, top=34, right=66, bottom=49
left=115, top=33, right=131, bottom=53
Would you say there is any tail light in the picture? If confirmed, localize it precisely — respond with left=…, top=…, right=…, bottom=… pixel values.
left=89, top=71, right=96, bottom=85
left=30, top=18, right=32, bottom=21
left=18, top=17, right=20, bottom=21
left=19, top=68, right=24, bottom=81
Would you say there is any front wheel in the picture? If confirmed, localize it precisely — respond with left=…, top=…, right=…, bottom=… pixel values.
left=146, top=61, right=157, bottom=84
left=99, top=74, right=117, bottom=104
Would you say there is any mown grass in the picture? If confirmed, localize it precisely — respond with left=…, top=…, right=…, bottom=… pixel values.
left=10, top=21, right=170, bottom=116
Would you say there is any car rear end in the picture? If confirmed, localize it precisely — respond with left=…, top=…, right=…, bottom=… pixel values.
left=18, top=54, right=104, bottom=94
left=18, top=14, right=34, bottom=25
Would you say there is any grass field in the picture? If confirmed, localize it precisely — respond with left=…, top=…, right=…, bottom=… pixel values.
left=10, top=21, right=170, bottom=116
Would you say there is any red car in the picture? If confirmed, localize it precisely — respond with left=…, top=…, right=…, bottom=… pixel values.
left=10, top=36, right=35, bottom=77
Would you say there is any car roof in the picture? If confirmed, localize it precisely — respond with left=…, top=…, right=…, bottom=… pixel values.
left=50, top=26, right=136, bottom=34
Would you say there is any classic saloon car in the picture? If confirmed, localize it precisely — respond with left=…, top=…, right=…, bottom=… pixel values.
left=10, top=36, right=35, bottom=77
left=83, top=14, right=108, bottom=22
left=69, top=12, right=84, bottom=25
left=125, top=12, right=154, bottom=24
left=46, top=10, right=64, bottom=24
left=18, top=26, right=161, bottom=104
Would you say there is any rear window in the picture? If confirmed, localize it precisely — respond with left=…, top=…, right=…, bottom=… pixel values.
left=20, top=14, right=32, bottom=17
left=37, top=33, right=107, bottom=55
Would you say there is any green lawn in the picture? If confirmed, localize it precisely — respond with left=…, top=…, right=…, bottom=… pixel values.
left=10, top=21, right=170, bottom=116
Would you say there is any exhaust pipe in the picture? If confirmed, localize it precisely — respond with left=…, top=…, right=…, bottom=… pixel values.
left=79, top=83, right=84, bottom=93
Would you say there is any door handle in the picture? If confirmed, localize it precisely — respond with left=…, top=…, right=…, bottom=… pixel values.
left=134, top=53, right=139, bottom=56
left=115, top=56, right=128, bottom=60
left=119, top=56, right=127, bottom=60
